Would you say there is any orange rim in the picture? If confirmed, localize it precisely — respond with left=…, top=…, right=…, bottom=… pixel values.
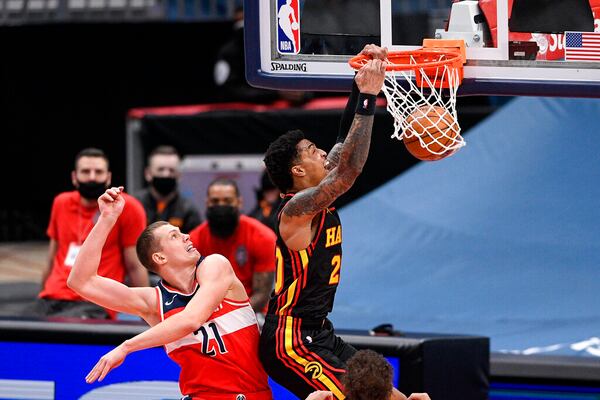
left=349, top=50, right=463, bottom=72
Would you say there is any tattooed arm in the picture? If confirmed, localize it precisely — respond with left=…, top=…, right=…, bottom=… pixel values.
left=281, top=58, right=387, bottom=250
left=326, top=44, right=388, bottom=171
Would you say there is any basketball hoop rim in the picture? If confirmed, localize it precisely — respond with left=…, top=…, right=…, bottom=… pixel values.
left=348, top=49, right=463, bottom=72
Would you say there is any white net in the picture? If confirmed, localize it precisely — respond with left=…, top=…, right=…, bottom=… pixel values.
left=381, top=57, right=465, bottom=156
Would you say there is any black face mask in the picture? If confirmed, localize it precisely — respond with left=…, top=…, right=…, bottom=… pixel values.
left=77, top=181, right=108, bottom=201
left=206, top=205, right=240, bottom=238
left=151, top=176, right=177, bottom=196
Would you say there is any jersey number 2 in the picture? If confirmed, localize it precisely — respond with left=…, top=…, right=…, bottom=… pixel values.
left=329, top=255, right=341, bottom=285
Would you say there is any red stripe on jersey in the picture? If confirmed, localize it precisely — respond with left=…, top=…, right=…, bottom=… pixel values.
left=292, top=317, right=328, bottom=391
left=160, top=295, right=270, bottom=397
left=311, top=210, right=327, bottom=248
left=296, top=320, right=346, bottom=378
left=164, top=307, right=185, bottom=319
left=275, top=317, right=324, bottom=391
left=209, top=299, right=250, bottom=320
left=294, top=251, right=302, bottom=274
left=276, top=285, right=285, bottom=312
left=277, top=250, right=299, bottom=317
left=277, top=251, right=294, bottom=316
left=275, top=316, right=305, bottom=385
left=289, top=252, right=304, bottom=311
left=288, top=248, right=300, bottom=281
left=223, top=297, right=250, bottom=306
left=301, top=251, right=309, bottom=290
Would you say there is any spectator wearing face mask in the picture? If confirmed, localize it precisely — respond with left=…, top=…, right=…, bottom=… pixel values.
left=189, top=178, right=276, bottom=316
left=135, top=146, right=201, bottom=234
left=32, top=148, right=148, bottom=319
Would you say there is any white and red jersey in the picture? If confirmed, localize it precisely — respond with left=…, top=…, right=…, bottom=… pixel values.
left=156, top=280, right=272, bottom=400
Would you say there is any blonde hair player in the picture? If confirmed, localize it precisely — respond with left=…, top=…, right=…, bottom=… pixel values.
left=68, top=186, right=272, bottom=400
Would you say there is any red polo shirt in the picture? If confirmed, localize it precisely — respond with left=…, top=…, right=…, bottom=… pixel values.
left=40, top=191, right=146, bottom=302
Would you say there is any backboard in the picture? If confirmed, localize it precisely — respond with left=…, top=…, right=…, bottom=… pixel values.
left=244, top=0, right=600, bottom=97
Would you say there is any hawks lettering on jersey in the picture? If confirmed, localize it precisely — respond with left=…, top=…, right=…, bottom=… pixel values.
left=324, top=225, right=341, bottom=248
left=268, top=194, right=343, bottom=320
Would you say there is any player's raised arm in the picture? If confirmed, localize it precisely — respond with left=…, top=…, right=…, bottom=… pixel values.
left=283, top=57, right=386, bottom=220
left=327, top=44, right=388, bottom=171
left=67, top=187, right=154, bottom=317
left=85, top=254, right=235, bottom=383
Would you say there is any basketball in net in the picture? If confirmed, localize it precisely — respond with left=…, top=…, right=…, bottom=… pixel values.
left=404, top=105, right=460, bottom=161
left=349, top=40, right=467, bottom=162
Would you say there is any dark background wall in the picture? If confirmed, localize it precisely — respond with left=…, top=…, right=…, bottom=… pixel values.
left=0, top=22, right=233, bottom=240
left=0, top=22, right=495, bottom=241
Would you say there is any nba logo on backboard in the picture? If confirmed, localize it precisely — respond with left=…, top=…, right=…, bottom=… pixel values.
left=277, top=0, right=300, bottom=54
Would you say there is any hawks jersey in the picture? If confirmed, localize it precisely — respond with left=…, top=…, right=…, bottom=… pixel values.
left=156, top=280, right=271, bottom=398
left=266, top=193, right=343, bottom=320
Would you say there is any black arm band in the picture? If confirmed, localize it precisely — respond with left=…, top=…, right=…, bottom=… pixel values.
left=355, top=93, right=377, bottom=115
left=337, top=79, right=360, bottom=143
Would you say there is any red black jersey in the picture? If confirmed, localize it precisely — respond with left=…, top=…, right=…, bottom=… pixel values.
left=156, top=279, right=271, bottom=399
left=266, top=193, right=343, bottom=320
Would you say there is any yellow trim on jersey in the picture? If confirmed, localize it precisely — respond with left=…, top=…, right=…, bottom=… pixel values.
left=299, top=249, right=309, bottom=269
left=278, top=278, right=298, bottom=315
left=283, top=316, right=345, bottom=399
left=278, top=250, right=309, bottom=315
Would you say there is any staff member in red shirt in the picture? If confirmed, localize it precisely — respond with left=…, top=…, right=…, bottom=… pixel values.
left=189, top=178, right=276, bottom=315
left=34, top=148, right=148, bottom=319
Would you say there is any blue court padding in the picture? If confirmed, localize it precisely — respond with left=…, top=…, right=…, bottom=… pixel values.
left=330, top=96, right=600, bottom=356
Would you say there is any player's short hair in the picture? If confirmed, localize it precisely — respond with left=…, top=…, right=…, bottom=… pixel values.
left=207, top=178, right=240, bottom=197
left=343, top=350, right=394, bottom=400
left=263, top=129, right=305, bottom=193
left=147, top=145, right=180, bottom=164
left=74, top=148, right=110, bottom=170
left=136, top=221, right=169, bottom=272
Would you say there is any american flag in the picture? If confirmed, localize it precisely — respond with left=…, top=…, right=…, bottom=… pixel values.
left=564, top=31, right=600, bottom=62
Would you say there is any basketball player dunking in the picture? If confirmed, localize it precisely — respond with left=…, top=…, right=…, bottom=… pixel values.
left=259, top=45, right=404, bottom=400
left=68, top=187, right=272, bottom=400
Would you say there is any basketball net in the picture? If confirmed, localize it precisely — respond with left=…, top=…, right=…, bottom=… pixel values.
left=382, top=54, right=465, bottom=156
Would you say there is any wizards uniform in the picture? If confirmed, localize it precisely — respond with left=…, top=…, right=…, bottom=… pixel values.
left=156, top=279, right=272, bottom=400
left=258, top=193, right=356, bottom=400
